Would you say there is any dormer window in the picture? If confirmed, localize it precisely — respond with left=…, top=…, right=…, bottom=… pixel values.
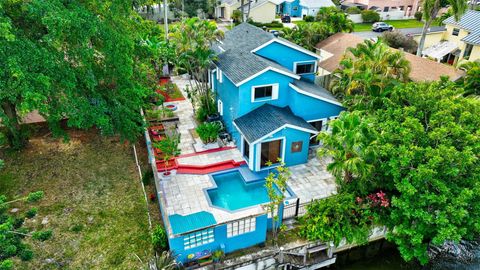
left=294, top=62, right=316, bottom=75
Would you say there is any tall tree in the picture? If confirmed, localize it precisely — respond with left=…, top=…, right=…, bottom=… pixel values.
left=315, top=6, right=354, bottom=34
left=0, top=0, right=158, bottom=148
left=416, top=0, right=467, bottom=56
left=373, top=80, right=480, bottom=264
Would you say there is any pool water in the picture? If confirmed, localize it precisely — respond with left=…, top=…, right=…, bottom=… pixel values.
left=207, top=171, right=277, bottom=211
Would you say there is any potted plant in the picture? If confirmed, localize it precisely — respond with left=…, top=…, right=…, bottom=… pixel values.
left=153, top=130, right=180, bottom=177
left=196, top=122, right=221, bottom=145
left=212, top=249, right=224, bottom=263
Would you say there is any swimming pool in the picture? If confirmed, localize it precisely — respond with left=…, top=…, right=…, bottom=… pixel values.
left=207, top=171, right=278, bottom=211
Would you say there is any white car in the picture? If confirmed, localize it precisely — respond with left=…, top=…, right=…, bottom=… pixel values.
left=372, top=22, right=394, bottom=32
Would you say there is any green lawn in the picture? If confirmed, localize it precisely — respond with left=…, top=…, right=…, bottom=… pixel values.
left=292, top=19, right=424, bottom=32
left=0, top=130, right=157, bottom=269
left=354, top=19, right=424, bottom=32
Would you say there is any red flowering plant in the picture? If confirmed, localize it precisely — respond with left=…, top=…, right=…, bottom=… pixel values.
left=355, top=190, right=390, bottom=222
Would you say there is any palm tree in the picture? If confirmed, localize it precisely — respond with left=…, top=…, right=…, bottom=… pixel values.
left=459, top=60, right=480, bottom=97
left=317, top=111, right=375, bottom=193
left=315, top=7, right=354, bottom=34
left=416, top=0, right=467, bottom=56
left=331, top=39, right=411, bottom=109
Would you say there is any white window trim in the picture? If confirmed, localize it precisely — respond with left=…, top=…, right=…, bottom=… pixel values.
left=227, top=217, right=256, bottom=238
left=293, top=60, right=317, bottom=75
left=251, top=83, right=279, bottom=103
left=308, top=118, right=329, bottom=132
left=211, top=69, right=217, bottom=91
left=217, top=99, right=223, bottom=116
left=255, top=136, right=286, bottom=171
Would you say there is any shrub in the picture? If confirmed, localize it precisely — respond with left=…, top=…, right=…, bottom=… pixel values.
left=381, top=30, right=418, bottom=53
left=195, top=95, right=216, bottom=122
left=361, top=10, right=380, bottom=23
left=32, top=230, right=52, bottom=241
left=19, top=249, right=33, bottom=261
left=146, top=108, right=174, bottom=120
left=142, top=169, right=154, bottom=186
left=26, top=191, right=44, bottom=203
left=247, top=20, right=283, bottom=29
left=25, top=208, right=37, bottom=218
left=152, top=225, right=168, bottom=250
left=0, top=260, right=13, bottom=270
left=304, top=15, right=314, bottom=22
left=414, top=11, right=423, bottom=21
left=153, top=132, right=181, bottom=158
left=232, top=10, right=242, bottom=22
left=196, top=122, right=221, bottom=144
left=346, top=6, right=361, bottom=14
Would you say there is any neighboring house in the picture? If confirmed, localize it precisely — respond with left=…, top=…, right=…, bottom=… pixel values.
left=342, top=0, right=421, bottom=16
left=211, top=23, right=344, bottom=172
left=239, top=0, right=278, bottom=23
left=315, top=33, right=464, bottom=87
left=216, top=0, right=241, bottom=21
left=421, top=10, right=480, bottom=65
left=277, top=0, right=335, bottom=17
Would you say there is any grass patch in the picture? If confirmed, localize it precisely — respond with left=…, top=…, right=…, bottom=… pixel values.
left=354, top=19, right=424, bottom=32
left=0, top=130, right=156, bottom=269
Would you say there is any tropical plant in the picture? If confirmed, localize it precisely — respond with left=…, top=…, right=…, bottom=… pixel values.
left=458, top=60, right=480, bottom=96
left=315, top=7, right=354, bottom=34
left=317, top=111, right=377, bottom=194
left=299, top=193, right=372, bottom=246
left=0, top=191, right=51, bottom=269
left=212, top=249, right=224, bottom=262
left=145, top=251, right=181, bottom=270
left=196, top=122, right=221, bottom=144
left=153, top=130, right=180, bottom=170
left=169, top=18, right=223, bottom=113
left=264, top=160, right=290, bottom=245
left=195, top=95, right=217, bottom=123
left=282, top=23, right=329, bottom=51
left=151, top=225, right=168, bottom=250
left=331, top=39, right=411, bottom=109
left=141, top=36, right=176, bottom=80
left=416, top=0, right=467, bottom=56
left=361, top=10, right=380, bottom=23
left=381, top=31, right=418, bottom=53
left=0, top=0, right=157, bottom=149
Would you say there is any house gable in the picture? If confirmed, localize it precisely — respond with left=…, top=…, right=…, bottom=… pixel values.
left=252, top=39, right=320, bottom=81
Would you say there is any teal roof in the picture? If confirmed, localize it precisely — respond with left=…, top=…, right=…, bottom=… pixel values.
left=169, top=212, right=216, bottom=235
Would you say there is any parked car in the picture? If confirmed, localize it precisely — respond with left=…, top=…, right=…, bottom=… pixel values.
left=281, top=15, right=291, bottom=23
left=372, top=22, right=394, bottom=32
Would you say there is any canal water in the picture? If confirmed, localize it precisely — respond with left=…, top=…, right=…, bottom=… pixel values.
left=333, top=239, right=480, bottom=270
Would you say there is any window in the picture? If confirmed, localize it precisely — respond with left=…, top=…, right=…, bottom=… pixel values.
left=254, top=85, right=272, bottom=99
left=227, top=217, right=256, bottom=237
left=399, top=6, right=404, bottom=10
left=464, top=44, right=473, bottom=59
left=243, top=138, right=250, bottom=159
left=295, top=62, right=315, bottom=74
left=452, top=28, right=460, bottom=36
left=183, top=228, right=214, bottom=250
left=293, top=6, right=298, bottom=11
left=383, top=7, right=389, bottom=12
left=217, top=99, right=223, bottom=116
left=291, top=141, right=303, bottom=153
left=261, top=139, right=282, bottom=168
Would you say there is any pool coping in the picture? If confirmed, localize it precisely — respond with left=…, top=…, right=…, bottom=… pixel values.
left=202, top=166, right=297, bottom=214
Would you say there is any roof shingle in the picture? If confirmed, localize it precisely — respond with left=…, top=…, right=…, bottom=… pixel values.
left=234, top=104, right=316, bottom=143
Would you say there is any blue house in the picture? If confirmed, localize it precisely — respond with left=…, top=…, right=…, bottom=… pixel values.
left=276, top=0, right=335, bottom=17
left=151, top=23, right=343, bottom=266
left=211, top=23, right=343, bottom=172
